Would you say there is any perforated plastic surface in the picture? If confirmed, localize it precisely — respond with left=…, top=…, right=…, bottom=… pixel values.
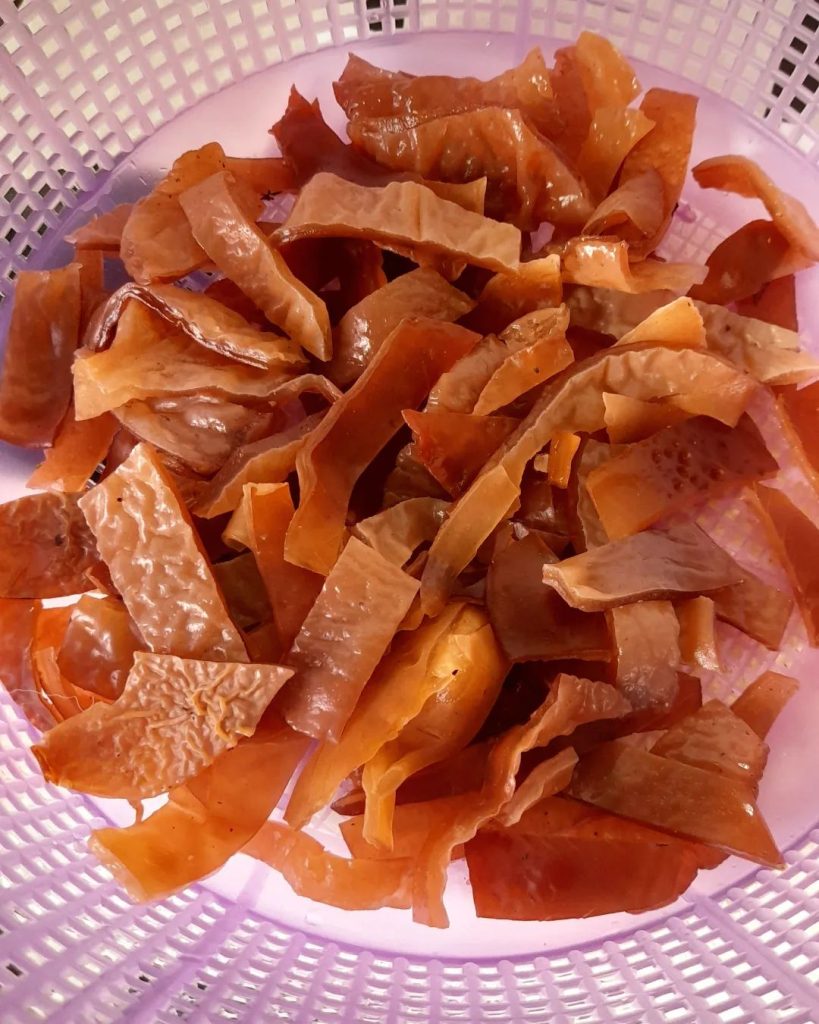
left=2, top=1, right=819, bottom=1021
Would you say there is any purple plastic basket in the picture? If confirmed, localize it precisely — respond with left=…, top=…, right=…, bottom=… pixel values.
left=2, top=1, right=819, bottom=1021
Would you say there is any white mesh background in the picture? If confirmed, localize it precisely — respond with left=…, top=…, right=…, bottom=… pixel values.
left=2, top=1, right=819, bottom=1021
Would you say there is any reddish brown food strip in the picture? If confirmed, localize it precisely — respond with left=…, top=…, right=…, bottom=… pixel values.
left=348, top=108, right=591, bottom=230
left=117, top=144, right=287, bottom=286
left=777, top=380, right=819, bottom=489
left=577, top=107, right=654, bottom=202
left=0, top=492, right=100, bottom=599
left=329, top=268, right=474, bottom=387
left=619, top=88, right=698, bottom=258
left=192, top=412, right=322, bottom=519
left=32, top=652, right=293, bottom=799
left=422, top=342, right=757, bottom=615
left=341, top=796, right=469, bottom=862
left=0, top=598, right=52, bottom=730
left=692, top=154, right=819, bottom=262
left=413, top=675, right=632, bottom=927
left=689, top=220, right=793, bottom=305
left=731, top=671, right=798, bottom=739
left=284, top=603, right=467, bottom=829
left=711, top=572, right=793, bottom=651
left=244, top=821, right=412, bottom=910
left=466, top=827, right=698, bottom=921
left=677, top=596, right=721, bottom=672
left=541, top=524, right=744, bottom=611
left=247, top=483, right=323, bottom=653
left=548, top=432, right=581, bottom=489
left=602, top=393, right=692, bottom=444
left=91, top=716, right=308, bottom=900
left=615, top=296, right=705, bottom=348
left=405, top=410, right=518, bottom=497
left=113, top=282, right=306, bottom=369
left=114, top=395, right=280, bottom=478
left=493, top=747, right=579, bottom=827
left=79, top=443, right=248, bottom=661
left=735, top=275, right=798, bottom=331
left=562, top=239, right=706, bottom=294
left=334, top=49, right=557, bottom=132
left=361, top=608, right=507, bottom=851
left=0, top=266, right=81, bottom=448
left=652, top=699, right=768, bottom=787
left=27, top=407, right=118, bottom=493
left=180, top=171, right=331, bottom=359
left=353, top=498, right=449, bottom=567
left=567, top=285, right=817, bottom=384
left=279, top=537, right=419, bottom=741
left=286, top=317, right=479, bottom=574
left=586, top=416, right=777, bottom=539
left=57, top=595, right=143, bottom=700
left=466, top=256, right=562, bottom=336
left=426, top=335, right=509, bottom=414
left=609, top=601, right=680, bottom=711
left=583, top=169, right=666, bottom=242
left=275, top=172, right=521, bottom=271
left=569, top=740, right=782, bottom=866
left=487, top=529, right=610, bottom=664
left=66, top=203, right=132, bottom=251
left=752, top=485, right=819, bottom=645
left=211, top=552, right=272, bottom=631
left=474, top=309, right=575, bottom=416
left=74, top=302, right=295, bottom=418
left=119, top=143, right=234, bottom=284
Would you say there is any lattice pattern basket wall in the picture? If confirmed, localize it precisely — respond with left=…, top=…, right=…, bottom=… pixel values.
left=2, top=1, right=819, bottom=1022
